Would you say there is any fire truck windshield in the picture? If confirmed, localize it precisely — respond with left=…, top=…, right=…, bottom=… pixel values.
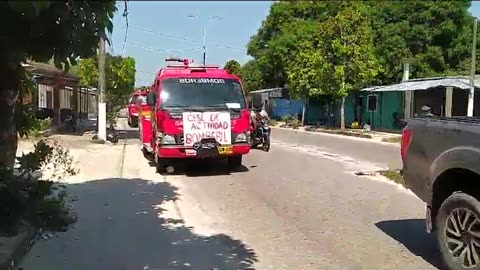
left=160, top=78, right=246, bottom=109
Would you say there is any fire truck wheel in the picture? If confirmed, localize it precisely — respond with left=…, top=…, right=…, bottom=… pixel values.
left=155, top=155, right=165, bottom=173
left=227, top=155, right=243, bottom=169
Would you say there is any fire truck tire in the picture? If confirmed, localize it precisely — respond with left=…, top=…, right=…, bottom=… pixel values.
left=227, top=155, right=243, bottom=169
left=155, top=155, right=165, bottom=173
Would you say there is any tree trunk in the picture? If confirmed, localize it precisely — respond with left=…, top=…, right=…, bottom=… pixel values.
left=0, top=63, right=20, bottom=168
left=301, top=96, right=307, bottom=126
left=340, top=97, right=346, bottom=130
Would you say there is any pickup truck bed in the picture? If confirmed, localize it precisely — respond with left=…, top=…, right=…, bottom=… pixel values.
left=402, top=116, right=480, bottom=270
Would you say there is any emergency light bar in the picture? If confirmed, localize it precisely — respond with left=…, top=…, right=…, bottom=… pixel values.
left=166, top=64, right=220, bottom=69
left=164, top=57, right=219, bottom=69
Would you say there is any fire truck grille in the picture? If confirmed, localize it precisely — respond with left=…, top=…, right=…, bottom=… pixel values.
left=174, top=133, right=238, bottom=145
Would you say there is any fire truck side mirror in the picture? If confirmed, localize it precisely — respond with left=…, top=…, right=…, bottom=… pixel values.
left=147, top=91, right=156, bottom=106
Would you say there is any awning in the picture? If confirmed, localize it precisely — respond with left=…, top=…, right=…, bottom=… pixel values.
left=360, top=76, right=480, bottom=92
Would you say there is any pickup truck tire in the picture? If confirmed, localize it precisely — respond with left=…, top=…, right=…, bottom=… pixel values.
left=227, top=155, right=242, bottom=169
left=436, top=192, right=480, bottom=270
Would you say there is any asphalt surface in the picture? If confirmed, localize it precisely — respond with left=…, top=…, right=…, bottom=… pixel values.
left=18, top=119, right=443, bottom=270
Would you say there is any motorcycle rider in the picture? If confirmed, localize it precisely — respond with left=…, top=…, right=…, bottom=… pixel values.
left=250, top=103, right=269, bottom=137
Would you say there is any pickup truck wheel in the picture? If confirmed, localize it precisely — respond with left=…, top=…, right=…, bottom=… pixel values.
left=227, top=155, right=242, bottom=169
left=436, top=192, right=480, bottom=270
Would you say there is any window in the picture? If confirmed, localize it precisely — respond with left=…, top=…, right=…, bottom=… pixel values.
left=159, top=78, right=246, bottom=109
left=367, top=95, right=377, bottom=111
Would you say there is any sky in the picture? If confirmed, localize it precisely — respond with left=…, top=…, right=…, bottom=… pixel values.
left=110, top=1, right=480, bottom=87
left=109, top=1, right=272, bottom=87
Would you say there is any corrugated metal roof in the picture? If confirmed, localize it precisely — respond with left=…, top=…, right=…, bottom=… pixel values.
left=360, top=76, right=480, bottom=92
left=249, top=87, right=284, bottom=94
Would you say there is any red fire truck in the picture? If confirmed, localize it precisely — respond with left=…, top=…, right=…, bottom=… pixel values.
left=139, top=58, right=251, bottom=173
left=127, top=90, right=148, bottom=127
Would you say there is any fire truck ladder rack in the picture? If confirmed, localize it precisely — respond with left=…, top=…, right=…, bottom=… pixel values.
left=164, top=57, right=219, bottom=69
left=166, top=64, right=220, bottom=69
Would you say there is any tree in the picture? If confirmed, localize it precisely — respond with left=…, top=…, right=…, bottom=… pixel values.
left=75, top=54, right=136, bottom=123
left=249, top=1, right=475, bottom=89
left=364, top=1, right=474, bottom=84
left=238, top=60, right=264, bottom=94
left=288, top=5, right=379, bottom=129
left=224, top=60, right=241, bottom=76
left=0, top=1, right=116, bottom=168
left=320, top=5, right=379, bottom=130
left=247, top=1, right=350, bottom=88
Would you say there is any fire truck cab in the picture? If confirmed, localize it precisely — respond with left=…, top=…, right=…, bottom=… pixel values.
left=140, top=58, right=251, bottom=173
left=127, top=90, right=148, bottom=127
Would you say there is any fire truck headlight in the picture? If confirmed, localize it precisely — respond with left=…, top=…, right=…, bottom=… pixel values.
left=161, top=134, right=176, bottom=145
left=235, top=132, right=248, bottom=143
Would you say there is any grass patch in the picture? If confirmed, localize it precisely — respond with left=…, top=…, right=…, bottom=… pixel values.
left=90, top=137, right=106, bottom=144
left=382, top=136, right=402, bottom=144
left=379, top=170, right=404, bottom=186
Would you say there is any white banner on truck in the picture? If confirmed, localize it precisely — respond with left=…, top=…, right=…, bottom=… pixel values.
left=182, top=112, right=232, bottom=146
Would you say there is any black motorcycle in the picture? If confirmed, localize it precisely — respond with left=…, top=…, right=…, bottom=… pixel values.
left=250, top=119, right=270, bottom=152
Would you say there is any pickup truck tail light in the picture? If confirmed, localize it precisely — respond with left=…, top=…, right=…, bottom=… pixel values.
left=401, top=127, right=412, bottom=161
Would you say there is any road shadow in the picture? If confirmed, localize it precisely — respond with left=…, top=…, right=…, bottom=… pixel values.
left=141, top=151, right=249, bottom=177
left=54, top=119, right=98, bottom=137
left=117, top=128, right=140, bottom=140
left=24, top=178, right=258, bottom=270
left=375, top=219, right=446, bottom=270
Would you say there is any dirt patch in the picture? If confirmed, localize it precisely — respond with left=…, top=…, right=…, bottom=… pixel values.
left=381, top=137, right=401, bottom=144
left=379, top=170, right=404, bottom=186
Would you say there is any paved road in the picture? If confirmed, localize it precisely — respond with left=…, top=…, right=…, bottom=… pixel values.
left=19, top=120, right=443, bottom=270
left=271, top=127, right=402, bottom=170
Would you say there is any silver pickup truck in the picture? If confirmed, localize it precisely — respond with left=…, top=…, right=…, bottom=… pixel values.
left=402, top=116, right=480, bottom=270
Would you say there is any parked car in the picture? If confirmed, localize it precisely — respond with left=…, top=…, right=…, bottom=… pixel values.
left=402, top=116, right=480, bottom=270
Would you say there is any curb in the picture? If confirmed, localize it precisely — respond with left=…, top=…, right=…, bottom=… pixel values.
left=0, top=227, right=43, bottom=270
left=271, top=126, right=400, bottom=147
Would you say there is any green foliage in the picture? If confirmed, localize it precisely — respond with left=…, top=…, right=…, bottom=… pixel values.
left=224, top=60, right=241, bottom=76
left=75, top=54, right=136, bottom=123
left=15, top=71, right=37, bottom=138
left=315, top=4, right=379, bottom=98
left=247, top=1, right=349, bottom=88
left=287, top=44, right=329, bottom=99
left=0, top=1, right=116, bottom=70
left=0, top=139, right=78, bottom=235
left=0, top=1, right=117, bottom=168
left=364, top=1, right=474, bottom=83
left=29, top=118, right=53, bottom=138
left=287, top=4, right=379, bottom=129
left=281, top=114, right=292, bottom=125
left=248, top=1, right=475, bottom=90
left=239, top=60, right=264, bottom=94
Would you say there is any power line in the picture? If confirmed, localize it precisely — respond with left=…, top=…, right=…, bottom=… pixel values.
left=126, top=40, right=202, bottom=53
left=121, top=0, right=129, bottom=56
left=129, top=25, right=246, bottom=52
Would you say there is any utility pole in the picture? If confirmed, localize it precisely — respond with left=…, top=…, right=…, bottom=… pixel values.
left=202, top=24, right=207, bottom=65
left=187, top=14, right=222, bottom=66
left=403, top=63, right=412, bottom=119
left=97, top=35, right=107, bottom=141
left=468, top=17, right=477, bottom=117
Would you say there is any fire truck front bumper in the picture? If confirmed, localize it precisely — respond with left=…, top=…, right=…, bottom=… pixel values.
left=157, top=143, right=250, bottom=159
